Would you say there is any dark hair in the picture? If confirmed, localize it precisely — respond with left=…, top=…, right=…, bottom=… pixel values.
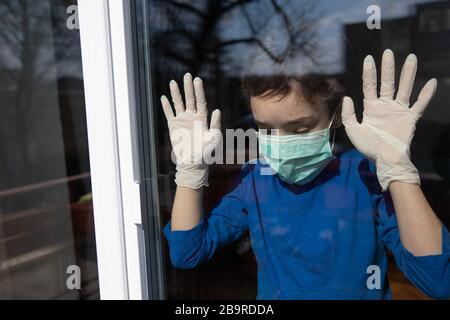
left=241, top=73, right=344, bottom=125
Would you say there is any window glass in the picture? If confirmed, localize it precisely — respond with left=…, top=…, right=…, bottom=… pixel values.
left=0, top=0, right=99, bottom=299
left=134, top=0, right=450, bottom=299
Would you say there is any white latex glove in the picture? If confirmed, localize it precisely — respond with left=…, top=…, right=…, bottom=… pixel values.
left=342, top=49, right=437, bottom=191
left=161, top=73, right=222, bottom=189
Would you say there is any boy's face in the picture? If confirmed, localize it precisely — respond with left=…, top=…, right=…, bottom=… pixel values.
left=250, top=88, right=331, bottom=135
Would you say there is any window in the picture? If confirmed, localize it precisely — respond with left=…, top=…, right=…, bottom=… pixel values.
left=131, top=0, right=450, bottom=300
left=0, top=0, right=98, bottom=299
left=1, top=0, right=438, bottom=301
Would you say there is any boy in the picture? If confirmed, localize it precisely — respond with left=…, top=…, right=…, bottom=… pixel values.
left=160, top=49, right=450, bottom=299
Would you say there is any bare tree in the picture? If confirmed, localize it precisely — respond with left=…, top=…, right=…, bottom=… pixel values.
left=151, top=0, right=320, bottom=76
left=0, top=0, right=80, bottom=188
left=0, top=0, right=51, bottom=186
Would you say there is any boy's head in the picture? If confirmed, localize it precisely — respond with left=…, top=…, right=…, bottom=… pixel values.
left=242, top=74, right=344, bottom=135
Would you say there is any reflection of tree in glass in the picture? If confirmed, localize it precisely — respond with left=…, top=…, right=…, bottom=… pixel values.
left=151, top=0, right=320, bottom=76
left=0, top=0, right=80, bottom=187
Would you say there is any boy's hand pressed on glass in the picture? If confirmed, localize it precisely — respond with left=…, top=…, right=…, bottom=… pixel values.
left=341, top=49, right=437, bottom=191
left=161, top=73, right=222, bottom=189
left=161, top=73, right=221, bottom=231
left=342, top=49, right=442, bottom=256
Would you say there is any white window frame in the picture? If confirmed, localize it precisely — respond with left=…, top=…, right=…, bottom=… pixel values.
left=78, top=0, right=148, bottom=300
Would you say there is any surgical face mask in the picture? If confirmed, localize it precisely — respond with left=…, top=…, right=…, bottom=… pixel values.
left=257, top=114, right=336, bottom=185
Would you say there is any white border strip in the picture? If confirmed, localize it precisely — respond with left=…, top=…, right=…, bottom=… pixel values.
left=108, top=0, right=148, bottom=299
left=78, top=0, right=130, bottom=300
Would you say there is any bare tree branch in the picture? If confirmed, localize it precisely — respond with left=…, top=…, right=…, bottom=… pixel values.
left=165, top=0, right=206, bottom=18
left=155, top=0, right=320, bottom=73
left=222, top=0, right=258, bottom=13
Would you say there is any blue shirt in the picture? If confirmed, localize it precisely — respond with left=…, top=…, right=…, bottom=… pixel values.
left=163, top=149, right=450, bottom=299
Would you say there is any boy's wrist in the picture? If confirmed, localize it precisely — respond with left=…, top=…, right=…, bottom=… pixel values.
left=175, top=164, right=209, bottom=189
left=376, top=157, right=420, bottom=191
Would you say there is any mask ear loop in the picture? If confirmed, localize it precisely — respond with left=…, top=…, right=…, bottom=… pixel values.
left=331, top=128, right=336, bottom=152
left=328, top=108, right=338, bottom=152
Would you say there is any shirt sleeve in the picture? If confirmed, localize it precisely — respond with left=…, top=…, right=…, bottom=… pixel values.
left=162, top=166, right=250, bottom=270
left=372, top=177, right=450, bottom=300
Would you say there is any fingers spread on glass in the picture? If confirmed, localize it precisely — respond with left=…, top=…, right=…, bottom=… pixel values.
left=396, top=54, right=417, bottom=106
left=362, top=50, right=434, bottom=117
left=169, top=79, right=186, bottom=115
left=194, top=77, right=208, bottom=115
left=160, top=95, right=174, bottom=120
left=380, top=49, right=395, bottom=100
left=161, top=73, right=211, bottom=119
left=184, top=73, right=196, bottom=112
left=210, top=109, right=222, bottom=131
left=362, top=55, right=378, bottom=101
left=341, top=96, right=358, bottom=128
left=411, top=78, right=437, bottom=117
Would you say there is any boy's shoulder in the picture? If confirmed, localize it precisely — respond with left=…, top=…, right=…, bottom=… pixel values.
left=338, top=148, right=367, bottom=162
left=337, top=148, right=375, bottom=170
left=239, top=158, right=262, bottom=175
left=235, top=158, right=272, bottom=181
left=338, top=148, right=382, bottom=192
